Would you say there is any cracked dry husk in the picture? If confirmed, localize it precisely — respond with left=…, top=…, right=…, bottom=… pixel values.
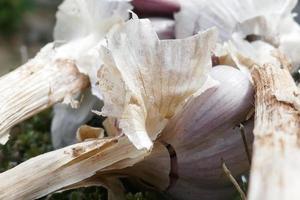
left=248, top=60, right=300, bottom=200
left=220, top=34, right=300, bottom=199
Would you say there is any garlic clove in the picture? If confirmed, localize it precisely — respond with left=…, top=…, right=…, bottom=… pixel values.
left=97, top=18, right=217, bottom=149
left=156, top=66, right=254, bottom=199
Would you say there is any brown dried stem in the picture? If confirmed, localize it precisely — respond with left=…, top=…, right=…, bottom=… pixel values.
left=248, top=62, right=300, bottom=200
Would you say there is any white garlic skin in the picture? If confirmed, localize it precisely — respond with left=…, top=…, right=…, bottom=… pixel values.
left=139, top=65, right=254, bottom=200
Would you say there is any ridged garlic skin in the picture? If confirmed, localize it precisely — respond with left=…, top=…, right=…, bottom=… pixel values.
left=148, top=65, right=254, bottom=200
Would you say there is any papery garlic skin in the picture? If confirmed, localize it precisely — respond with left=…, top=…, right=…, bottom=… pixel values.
left=153, top=65, right=254, bottom=200
left=97, top=18, right=217, bottom=149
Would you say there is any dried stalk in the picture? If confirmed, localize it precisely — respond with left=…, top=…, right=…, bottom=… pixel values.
left=0, top=137, right=147, bottom=200
left=0, top=58, right=89, bottom=143
left=248, top=62, right=300, bottom=200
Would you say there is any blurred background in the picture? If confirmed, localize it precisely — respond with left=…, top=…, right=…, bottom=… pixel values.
left=0, top=0, right=60, bottom=74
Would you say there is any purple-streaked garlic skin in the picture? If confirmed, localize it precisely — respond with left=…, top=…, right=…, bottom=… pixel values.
left=150, top=18, right=175, bottom=39
left=156, top=65, right=254, bottom=199
left=132, top=0, right=180, bottom=18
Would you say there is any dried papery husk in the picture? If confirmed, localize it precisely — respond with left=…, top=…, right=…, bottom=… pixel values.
left=224, top=37, right=300, bottom=199
left=247, top=57, right=300, bottom=199
left=0, top=46, right=89, bottom=144
left=0, top=136, right=148, bottom=200
left=175, top=0, right=300, bottom=69
left=97, top=18, right=217, bottom=149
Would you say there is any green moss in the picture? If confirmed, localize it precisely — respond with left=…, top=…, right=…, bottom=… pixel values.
left=0, top=0, right=34, bottom=36
left=0, top=109, right=52, bottom=172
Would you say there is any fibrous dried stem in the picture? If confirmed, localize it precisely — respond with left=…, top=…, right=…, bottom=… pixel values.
left=0, top=59, right=89, bottom=143
left=248, top=63, right=300, bottom=200
left=0, top=137, right=147, bottom=200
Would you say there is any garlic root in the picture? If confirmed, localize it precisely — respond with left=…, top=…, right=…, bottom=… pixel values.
left=248, top=63, right=300, bottom=200
left=0, top=58, right=89, bottom=144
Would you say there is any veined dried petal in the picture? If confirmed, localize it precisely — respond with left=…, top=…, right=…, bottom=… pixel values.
left=97, top=18, right=218, bottom=149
